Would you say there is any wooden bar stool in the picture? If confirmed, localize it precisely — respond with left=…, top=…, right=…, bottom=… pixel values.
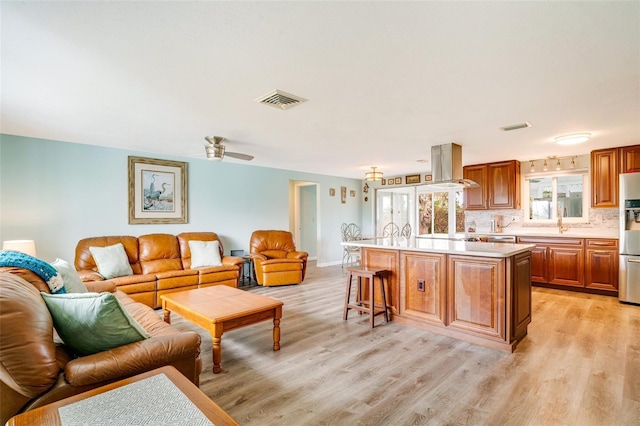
left=343, top=266, right=389, bottom=328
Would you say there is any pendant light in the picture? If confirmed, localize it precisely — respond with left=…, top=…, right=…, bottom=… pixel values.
left=365, top=166, right=383, bottom=181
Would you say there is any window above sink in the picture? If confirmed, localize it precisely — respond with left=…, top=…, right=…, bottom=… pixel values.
left=524, top=171, right=589, bottom=224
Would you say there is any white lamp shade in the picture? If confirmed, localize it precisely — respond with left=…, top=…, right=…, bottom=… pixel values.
left=2, top=240, right=37, bottom=257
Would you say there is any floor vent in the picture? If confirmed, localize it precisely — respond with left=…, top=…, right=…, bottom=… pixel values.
left=255, top=90, right=307, bottom=110
left=500, top=122, right=532, bottom=131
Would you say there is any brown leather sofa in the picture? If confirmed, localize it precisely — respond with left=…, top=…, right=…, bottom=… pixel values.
left=75, top=232, right=244, bottom=308
left=249, top=230, right=308, bottom=286
left=0, top=268, right=202, bottom=425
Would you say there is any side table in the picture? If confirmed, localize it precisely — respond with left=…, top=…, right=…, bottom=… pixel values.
left=6, top=366, right=239, bottom=425
left=241, top=255, right=254, bottom=285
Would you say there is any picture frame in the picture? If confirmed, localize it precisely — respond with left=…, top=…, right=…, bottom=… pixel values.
left=381, top=178, right=386, bottom=186
left=394, top=177, right=402, bottom=185
left=350, top=190, right=356, bottom=197
left=128, top=156, right=188, bottom=224
left=341, top=186, right=347, bottom=204
left=406, top=174, right=421, bottom=185
left=425, top=174, right=433, bottom=182
left=329, top=188, right=336, bottom=196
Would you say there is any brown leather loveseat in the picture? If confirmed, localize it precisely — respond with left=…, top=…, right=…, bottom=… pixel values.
left=250, top=230, right=308, bottom=286
left=0, top=268, right=202, bottom=425
left=75, top=232, right=244, bottom=308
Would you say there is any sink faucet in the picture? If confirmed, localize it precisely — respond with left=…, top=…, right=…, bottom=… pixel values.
left=557, top=210, right=568, bottom=234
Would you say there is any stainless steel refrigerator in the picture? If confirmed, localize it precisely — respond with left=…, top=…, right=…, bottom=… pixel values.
left=619, top=173, right=640, bottom=304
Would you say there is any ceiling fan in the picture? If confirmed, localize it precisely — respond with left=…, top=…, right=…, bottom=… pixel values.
left=204, top=136, right=254, bottom=162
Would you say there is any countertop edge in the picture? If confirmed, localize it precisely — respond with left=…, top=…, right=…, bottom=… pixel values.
left=342, top=240, right=536, bottom=258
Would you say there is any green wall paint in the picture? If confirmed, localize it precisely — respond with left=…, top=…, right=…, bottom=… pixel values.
left=1, top=134, right=364, bottom=266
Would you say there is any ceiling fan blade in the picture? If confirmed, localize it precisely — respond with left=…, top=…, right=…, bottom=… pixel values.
left=225, top=151, right=254, bottom=161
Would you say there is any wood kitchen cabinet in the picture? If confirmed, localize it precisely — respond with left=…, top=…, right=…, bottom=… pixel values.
left=591, top=148, right=619, bottom=208
left=360, top=246, right=531, bottom=352
left=447, top=255, right=505, bottom=340
left=517, top=236, right=584, bottom=288
left=518, top=236, right=619, bottom=294
left=591, top=144, right=640, bottom=208
left=401, top=251, right=447, bottom=326
left=462, top=164, right=488, bottom=209
left=463, top=160, right=520, bottom=210
left=585, top=238, right=619, bottom=292
left=619, top=144, right=640, bottom=173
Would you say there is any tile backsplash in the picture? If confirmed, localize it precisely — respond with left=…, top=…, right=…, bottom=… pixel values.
left=464, top=208, right=619, bottom=234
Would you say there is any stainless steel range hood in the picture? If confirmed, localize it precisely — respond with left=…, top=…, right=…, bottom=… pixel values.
left=427, top=143, right=479, bottom=189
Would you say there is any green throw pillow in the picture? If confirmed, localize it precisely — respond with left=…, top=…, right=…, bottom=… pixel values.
left=41, top=292, right=150, bottom=356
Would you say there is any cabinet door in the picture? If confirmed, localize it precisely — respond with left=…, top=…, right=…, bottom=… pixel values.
left=511, top=252, right=532, bottom=341
left=488, top=160, right=520, bottom=209
left=402, top=252, right=447, bottom=325
left=447, top=255, right=505, bottom=340
left=591, top=148, right=619, bottom=208
left=463, top=165, right=488, bottom=210
left=362, top=248, right=400, bottom=314
left=585, top=239, right=619, bottom=292
left=619, top=144, right=640, bottom=173
left=527, top=244, right=548, bottom=284
left=548, top=247, right=584, bottom=287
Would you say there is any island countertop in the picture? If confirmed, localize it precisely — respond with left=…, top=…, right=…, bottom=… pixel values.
left=342, top=237, right=535, bottom=258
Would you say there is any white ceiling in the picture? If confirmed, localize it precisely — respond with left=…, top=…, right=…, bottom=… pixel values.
left=2, top=1, right=639, bottom=179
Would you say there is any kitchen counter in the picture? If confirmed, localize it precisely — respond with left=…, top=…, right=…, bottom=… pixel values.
left=342, top=237, right=535, bottom=258
left=350, top=239, right=533, bottom=353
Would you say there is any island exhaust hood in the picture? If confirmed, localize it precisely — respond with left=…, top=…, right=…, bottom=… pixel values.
left=427, top=143, right=479, bottom=189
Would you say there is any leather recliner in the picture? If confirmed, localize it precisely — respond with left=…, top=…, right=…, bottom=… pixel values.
left=0, top=268, right=202, bottom=425
left=249, top=230, right=308, bottom=286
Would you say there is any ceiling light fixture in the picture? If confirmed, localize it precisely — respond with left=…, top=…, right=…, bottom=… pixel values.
left=529, top=160, right=535, bottom=173
left=556, top=159, right=562, bottom=171
left=554, top=133, right=591, bottom=145
left=543, top=160, right=548, bottom=171
left=571, top=157, right=576, bottom=169
left=365, top=166, right=383, bottom=181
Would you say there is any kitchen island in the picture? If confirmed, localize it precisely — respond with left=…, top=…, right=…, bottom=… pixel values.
left=343, top=237, right=534, bottom=352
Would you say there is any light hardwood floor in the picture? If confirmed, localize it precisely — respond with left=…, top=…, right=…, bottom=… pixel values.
left=166, top=262, right=640, bottom=425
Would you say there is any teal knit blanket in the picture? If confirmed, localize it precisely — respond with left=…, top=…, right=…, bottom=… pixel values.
left=0, top=250, right=65, bottom=293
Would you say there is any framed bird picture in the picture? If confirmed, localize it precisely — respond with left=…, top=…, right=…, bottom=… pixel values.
left=128, top=156, right=188, bottom=224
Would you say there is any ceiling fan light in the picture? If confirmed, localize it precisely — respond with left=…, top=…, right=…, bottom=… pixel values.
left=365, top=166, right=383, bottom=181
left=554, top=133, right=591, bottom=145
left=205, top=142, right=225, bottom=161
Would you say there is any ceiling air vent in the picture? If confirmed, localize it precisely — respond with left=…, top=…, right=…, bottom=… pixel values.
left=500, top=122, right=532, bottom=132
left=255, top=89, right=307, bottom=110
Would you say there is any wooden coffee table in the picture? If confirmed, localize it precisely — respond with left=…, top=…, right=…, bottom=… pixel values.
left=161, top=285, right=283, bottom=373
left=6, top=366, right=238, bottom=425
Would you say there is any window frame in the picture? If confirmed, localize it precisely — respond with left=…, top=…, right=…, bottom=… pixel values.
left=416, top=185, right=464, bottom=238
left=522, top=170, right=590, bottom=224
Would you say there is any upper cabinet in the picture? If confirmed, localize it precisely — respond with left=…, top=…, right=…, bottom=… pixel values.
left=591, top=148, right=619, bottom=208
left=462, top=164, right=488, bottom=209
left=463, top=160, right=520, bottom=210
left=591, top=144, right=640, bottom=208
left=619, top=145, right=640, bottom=173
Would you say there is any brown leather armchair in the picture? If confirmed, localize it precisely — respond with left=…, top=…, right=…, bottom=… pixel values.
left=249, top=230, right=308, bottom=286
left=0, top=269, right=202, bottom=425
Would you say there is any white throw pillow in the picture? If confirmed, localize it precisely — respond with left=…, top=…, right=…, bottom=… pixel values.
left=89, top=243, right=134, bottom=279
left=50, top=258, right=88, bottom=293
left=189, top=240, right=222, bottom=268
